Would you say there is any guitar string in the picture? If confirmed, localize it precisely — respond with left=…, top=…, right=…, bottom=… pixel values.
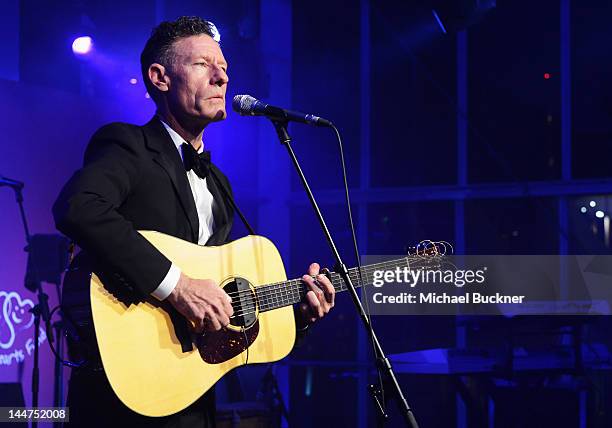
left=229, top=257, right=438, bottom=319
left=222, top=256, right=402, bottom=298
left=228, top=262, right=396, bottom=318
left=230, top=259, right=436, bottom=318
left=226, top=255, right=434, bottom=306
left=245, top=256, right=441, bottom=316
left=223, top=255, right=427, bottom=300
left=228, top=257, right=435, bottom=318
left=225, top=257, right=410, bottom=308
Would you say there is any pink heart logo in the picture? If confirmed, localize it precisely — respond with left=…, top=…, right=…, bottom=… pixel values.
left=0, top=291, right=35, bottom=350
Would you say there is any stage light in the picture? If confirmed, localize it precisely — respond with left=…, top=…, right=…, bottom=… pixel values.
left=393, top=8, right=448, bottom=53
left=431, top=0, right=496, bottom=32
left=145, top=92, right=151, bottom=99
left=544, top=73, right=551, bottom=80
left=580, top=207, right=587, bottom=213
left=605, top=216, right=610, bottom=247
left=72, top=36, right=93, bottom=56
left=590, top=201, right=597, bottom=207
left=596, top=210, right=604, bottom=219
left=432, top=10, right=447, bottom=34
left=129, top=78, right=137, bottom=85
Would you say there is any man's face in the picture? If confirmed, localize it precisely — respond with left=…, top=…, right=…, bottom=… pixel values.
left=165, top=34, right=228, bottom=125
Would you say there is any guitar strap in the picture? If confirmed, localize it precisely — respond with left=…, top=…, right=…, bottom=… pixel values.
left=169, top=170, right=256, bottom=354
left=168, top=303, right=194, bottom=353
left=209, top=169, right=255, bottom=235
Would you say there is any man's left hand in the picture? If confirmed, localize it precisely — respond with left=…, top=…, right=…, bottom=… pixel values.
left=298, top=263, right=335, bottom=326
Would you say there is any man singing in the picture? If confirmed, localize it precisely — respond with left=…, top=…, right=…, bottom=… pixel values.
left=53, top=16, right=334, bottom=427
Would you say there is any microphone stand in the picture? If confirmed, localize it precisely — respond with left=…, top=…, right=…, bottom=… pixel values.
left=258, top=364, right=291, bottom=427
left=2, top=176, right=54, bottom=428
left=269, top=120, right=419, bottom=428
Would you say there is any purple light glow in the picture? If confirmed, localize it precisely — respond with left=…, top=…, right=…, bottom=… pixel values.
left=72, top=36, right=93, bottom=55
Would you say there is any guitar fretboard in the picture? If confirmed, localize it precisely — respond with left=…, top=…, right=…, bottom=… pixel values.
left=254, top=256, right=429, bottom=312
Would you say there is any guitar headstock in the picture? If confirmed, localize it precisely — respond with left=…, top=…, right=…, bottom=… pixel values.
left=407, top=240, right=453, bottom=257
left=405, top=240, right=453, bottom=270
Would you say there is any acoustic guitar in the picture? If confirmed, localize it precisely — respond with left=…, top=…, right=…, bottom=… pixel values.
left=84, top=231, right=440, bottom=416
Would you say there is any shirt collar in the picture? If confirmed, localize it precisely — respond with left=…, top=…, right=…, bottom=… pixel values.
left=158, top=118, right=204, bottom=159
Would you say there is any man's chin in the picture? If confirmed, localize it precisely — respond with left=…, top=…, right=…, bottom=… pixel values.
left=211, top=110, right=227, bottom=121
left=193, top=109, right=226, bottom=125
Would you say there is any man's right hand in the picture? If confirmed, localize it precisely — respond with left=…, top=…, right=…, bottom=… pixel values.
left=166, top=273, right=234, bottom=333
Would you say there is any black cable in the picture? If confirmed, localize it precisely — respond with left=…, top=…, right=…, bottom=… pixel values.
left=241, top=326, right=249, bottom=365
left=210, top=169, right=255, bottom=235
left=330, top=123, right=387, bottom=411
left=46, top=305, right=86, bottom=368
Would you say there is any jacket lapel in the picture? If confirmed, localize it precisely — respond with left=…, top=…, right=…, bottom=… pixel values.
left=142, top=118, right=200, bottom=243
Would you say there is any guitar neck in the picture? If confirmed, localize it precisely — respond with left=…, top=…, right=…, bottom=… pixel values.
left=256, top=257, right=412, bottom=313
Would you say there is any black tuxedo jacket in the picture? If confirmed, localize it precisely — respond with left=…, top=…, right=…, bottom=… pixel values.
left=53, top=117, right=234, bottom=296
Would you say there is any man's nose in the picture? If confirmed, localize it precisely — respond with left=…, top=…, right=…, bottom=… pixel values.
left=211, top=66, right=228, bottom=86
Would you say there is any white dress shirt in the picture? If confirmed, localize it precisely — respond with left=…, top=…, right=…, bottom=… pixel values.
left=150, top=120, right=216, bottom=300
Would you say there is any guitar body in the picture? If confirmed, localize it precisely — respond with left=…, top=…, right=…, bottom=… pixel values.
left=90, top=231, right=295, bottom=417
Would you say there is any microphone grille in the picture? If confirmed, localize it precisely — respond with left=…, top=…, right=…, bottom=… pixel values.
left=232, top=94, right=258, bottom=115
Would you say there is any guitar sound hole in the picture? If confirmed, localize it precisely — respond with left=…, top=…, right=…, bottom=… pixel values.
left=197, top=276, right=260, bottom=364
left=224, top=277, right=257, bottom=329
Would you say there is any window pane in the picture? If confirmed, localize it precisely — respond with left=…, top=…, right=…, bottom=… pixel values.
left=370, top=2, right=457, bottom=187
left=571, top=2, right=612, bottom=179
left=468, top=1, right=561, bottom=182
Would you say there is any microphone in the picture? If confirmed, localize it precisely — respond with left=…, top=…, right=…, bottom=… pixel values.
left=232, top=95, right=332, bottom=127
left=0, top=176, right=24, bottom=189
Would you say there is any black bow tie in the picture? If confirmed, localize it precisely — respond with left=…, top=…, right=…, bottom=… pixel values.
left=181, top=143, right=211, bottom=179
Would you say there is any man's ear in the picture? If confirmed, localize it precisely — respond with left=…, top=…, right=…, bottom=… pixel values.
left=148, top=63, right=170, bottom=93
